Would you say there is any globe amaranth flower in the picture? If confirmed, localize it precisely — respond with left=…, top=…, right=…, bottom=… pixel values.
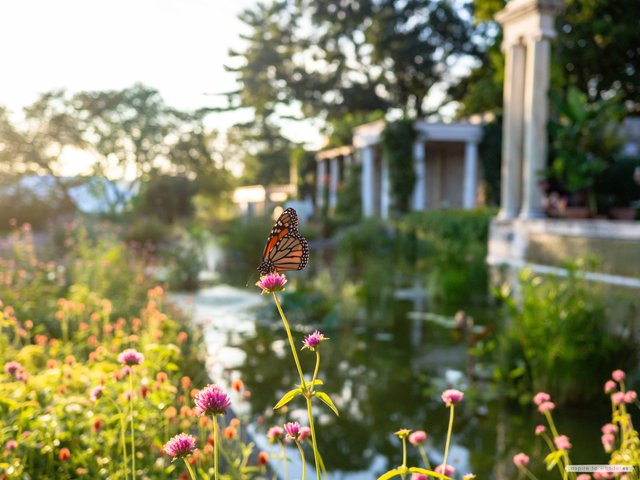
left=258, top=451, right=269, bottom=465
left=576, top=475, right=591, bottom=480
left=533, top=392, right=551, bottom=406
left=441, top=389, right=464, bottom=407
left=90, top=385, right=104, bottom=402
left=513, top=453, right=529, bottom=467
left=601, top=433, right=615, bottom=453
left=538, top=401, right=555, bottom=413
left=408, top=430, right=427, bottom=446
left=5, top=440, right=17, bottom=451
left=267, top=426, right=284, bottom=443
left=601, top=423, right=618, bottom=435
left=534, top=425, right=546, bottom=435
left=284, top=421, right=301, bottom=441
left=194, top=384, right=231, bottom=416
left=163, top=433, right=197, bottom=459
left=4, top=361, right=23, bottom=377
left=611, top=391, right=625, bottom=405
left=612, top=369, right=626, bottom=382
left=435, top=464, right=455, bottom=476
left=118, top=348, right=144, bottom=366
left=624, top=390, right=637, bottom=403
left=301, top=330, right=328, bottom=351
left=604, top=380, right=617, bottom=393
left=411, top=474, right=428, bottom=480
left=554, top=435, right=572, bottom=450
left=298, top=426, right=311, bottom=441
left=256, top=272, right=287, bottom=294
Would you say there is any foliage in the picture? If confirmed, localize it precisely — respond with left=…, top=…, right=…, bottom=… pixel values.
left=594, top=156, right=640, bottom=211
left=497, top=264, right=636, bottom=405
left=478, top=117, right=502, bottom=206
left=334, top=163, right=363, bottom=225
left=161, top=241, right=205, bottom=292
left=135, top=175, right=198, bottom=224
left=122, top=216, right=171, bottom=246
left=382, top=120, right=417, bottom=214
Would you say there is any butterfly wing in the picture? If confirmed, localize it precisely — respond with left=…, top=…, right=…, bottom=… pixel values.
left=258, top=208, right=309, bottom=275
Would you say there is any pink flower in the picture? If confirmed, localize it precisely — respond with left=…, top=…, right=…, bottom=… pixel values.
left=5, top=440, right=17, bottom=451
left=163, top=433, right=197, bottom=459
left=594, top=469, right=615, bottom=479
left=538, top=401, right=555, bottom=413
left=441, top=389, right=464, bottom=406
left=604, top=380, right=617, bottom=393
left=601, top=433, right=615, bottom=453
left=612, top=391, right=625, bottom=405
left=612, top=369, right=625, bottom=382
left=513, top=453, right=530, bottom=467
left=267, top=426, right=284, bottom=442
left=534, top=425, right=546, bottom=435
left=302, top=330, right=328, bottom=351
left=298, top=426, right=311, bottom=441
left=624, top=390, right=637, bottom=403
left=408, top=430, right=427, bottom=446
left=118, top=349, right=144, bottom=366
left=90, top=385, right=104, bottom=402
left=4, top=361, right=23, bottom=378
left=256, top=272, right=287, bottom=294
left=435, top=464, right=455, bottom=476
left=601, top=423, right=618, bottom=434
left=194, top=384, right=231, bottom=416
left=411, top=475, right=428, bottom=480
left=284, top=421, right=301, bottom=441
left=554, top=435, right=572, bottom=450
left=576, top=475, right=591, bottom=480
left=533, top=392, right=551, bottom=406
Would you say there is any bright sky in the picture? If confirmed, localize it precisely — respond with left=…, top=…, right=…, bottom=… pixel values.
left=0, top=0, right=323, bottom=167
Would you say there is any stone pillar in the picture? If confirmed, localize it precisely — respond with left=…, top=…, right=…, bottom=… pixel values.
left=498, top=42, right=526, bottom=219
left=380, top=155, right=391, bottom=219
left=519, top=35, right=551, bottom=219
left=361, top=146, right=375, bottom=217
left=463, top=141, right=479, bottom=209
left=329, top=156, right=340, bottom=210
left=411, top=141, right=427, bottom=211
left=316, top=159, right=326, bottom=210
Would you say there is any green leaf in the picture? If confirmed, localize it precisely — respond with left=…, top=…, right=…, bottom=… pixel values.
left=377, top=468, right=402, bottom=480
left=314, top=391, right=339, bottom=416
left=544, top=450, right=564, bottom=470
left=273, top=388, right=303, bottom=410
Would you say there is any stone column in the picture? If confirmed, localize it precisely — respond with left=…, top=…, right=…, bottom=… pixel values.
left=519, top=35, right=551, bottom=219
left=316, top=159, right=326, bottom=210
left=498, top=42, right=526, bottom=219
left=411, top=141, right=427, bottom=211
left=380, top=155, right=391, bottom=219
left=361, top=146, right=375, bottom=217
left=329, top=156, right=340, bottom=210
left=463, top=141, right=479, bottom=209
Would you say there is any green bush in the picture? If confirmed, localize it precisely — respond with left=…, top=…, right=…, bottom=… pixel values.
left=595, top=156, right=640, bottom=211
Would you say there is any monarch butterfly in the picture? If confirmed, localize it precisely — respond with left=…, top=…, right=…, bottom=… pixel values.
left=257, top=208, right=309, bottom=275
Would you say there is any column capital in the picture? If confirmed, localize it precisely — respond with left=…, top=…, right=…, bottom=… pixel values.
left=496, top=0, right=566, bottom=50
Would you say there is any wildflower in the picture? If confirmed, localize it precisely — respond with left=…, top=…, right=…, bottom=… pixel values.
left=411, top=475, right=428, bottom=480
left=394, top=428, right=411, bottom=439
left=118, top=349, right=144, bottom=366
left=177, top=331, right=188, bottom=343
left=534, top=425, right=545, bottom=435
left=140, top=385, right=149, bottom=399
left=533, top=392, right=551, bottom=405
left=194, top=384, right=231, bottom=416
left=181, top=376, right=191, bottom=389
left=601, top=433, right=615, bottom=453
left=538, top=401, right=555, bottom=413
left=301, top=330, right=329, bottom=351
left=284, top=421, right=301, bottom=441
left=299, top=426, right=311, bottom=441
left=441, top=389, right=464, bottom=406
left=612, top=391, right=626, bottom=405
left=230, top=418, right=241, bottom=428
left=435, top=464, right=455, bottom=476
left=513, top=453, right=529, bottom=466
left=408, top=430, right=427, bottom=446
left=624, top=390, right=637, bottom=403
left=232, top=379, right=244, bottom=392
left=223, top=426, right=236, bottom=439
left=604, top=380, right=617, bottom=393
left=601, top=423, right=618, bottom=434
left=156, top=372, right=168, bottom=383
left=267, top=426, right=284, bottom=442
left=258, top=451, right=269, bottom=465
left=5, top=440, right=17, bottom=451
left=92, top=418, right=105, bottom=433
left=90, top=386, right=104, bottom=402
left=165, top=406, right=178, bottom=420
left=576, top=475, right=591, bottom=480
left=554, top=435, right=572, bottom=450
left=59, top=447, right=71, bottom=462
left=163, top=433, right=197, bottom=459
left=256, top=272, right=287, bottom=294
left=4, top=361, right=23, bottom=377
left=612, top=369, right=625, bottom=382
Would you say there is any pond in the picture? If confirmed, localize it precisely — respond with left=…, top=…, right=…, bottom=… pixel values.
left=172, top=284, right=609, bottom=479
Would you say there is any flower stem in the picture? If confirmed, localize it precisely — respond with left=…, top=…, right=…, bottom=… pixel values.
left=311, top=351, right=321, bottom=389
left=520, top=466, right=540, bottom=480
left=107, top=397, right=129, bottom=480
left=272, top=292, right=307, bottom=390
left=213, top=415, right=219, bottom=480
left=442, top=404, right=455, bottom=469
left=306, top=397, right=322, bottom=480
left=184, top=458, right=197, bottom=480
left=129, top=370, right=136, bottom=480
left=418, top=445, right=431, bottom=470
left=402, top=436, right=407, bottom=468
left=296, top=441, right=307, bottom=480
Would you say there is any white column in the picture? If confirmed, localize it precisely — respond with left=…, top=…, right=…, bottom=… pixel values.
left=498, top=43, right=526, bottom=219
left=411, top=141, right=426, bottom=211
left=329, top=157, right=340, bottom=210
left=316, top=159, right=326, bottom=210
left=380, top=155, right=390, bottom=219
left=520, top=36, right=551, bottom=219
left=463, top=141, right=479, bottom=209
left=361, top=147, right=375, bottom=217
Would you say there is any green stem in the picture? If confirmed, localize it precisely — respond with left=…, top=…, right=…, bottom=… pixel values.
left=520, top=466, right=540, bottom=480
left=418, top=445, right=431, bottom=470
left=184, top=458, right=197, bottom=480
left=442, top=405, right=455, bottom=469
left=401, top=437, right=407, bottom=468
left=213, top=415, right=219, bottom=480
left=273, top=292, right=307, bottom=390
left=129, top=370, right=136, bottom=480
left=296, top=441, right=307, bottom=480
left=306, top=397, right=322, bottom=480
left=106, top=397, right=129, bottom=480
left=311, top=351, right=321, bottom=389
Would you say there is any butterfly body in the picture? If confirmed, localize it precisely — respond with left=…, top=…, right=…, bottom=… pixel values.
left=258, top=208, right=309, bottom=275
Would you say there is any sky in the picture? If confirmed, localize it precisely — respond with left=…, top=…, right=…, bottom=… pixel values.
left=0, top=0, right=323, bottom=171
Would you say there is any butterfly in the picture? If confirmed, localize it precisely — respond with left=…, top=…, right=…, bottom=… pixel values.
left=257, top=208, right=309, bottom=275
